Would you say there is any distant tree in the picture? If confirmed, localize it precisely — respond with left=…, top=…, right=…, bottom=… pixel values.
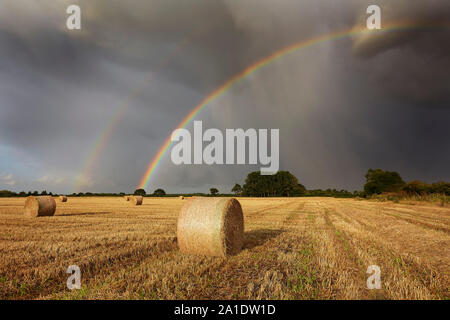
left=430, top=181, right=450, bottom=195
left=153, top=188, right=166, bottom=197
left=41, top=190, right=48, bottom=195
left=402, top=180, right=429, bottom=195
left=134, top=188, right=146, bottom=196
left=242, top=171, right=303, bottom=197
left=32, top=191, right=39, bottom=196
left=0, top=190, right=15, bottom=197
left=231, top=184, right=242, bottom=195
left=363, top=169, right=405, bottom=195
left=294, top=183, right=307, bottom=196
left=210, top=188, right=219, bottom=196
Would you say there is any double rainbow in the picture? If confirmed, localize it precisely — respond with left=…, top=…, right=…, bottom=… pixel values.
left=72, top=28, right=201, bottom=192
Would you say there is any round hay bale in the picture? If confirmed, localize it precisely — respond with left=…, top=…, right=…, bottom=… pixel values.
left=124, top=195, right=130, bottom=201
left=24, top=196, right=56, bottom=218
left=177, top=197, right=244, bottom=257
left=130, top=195, right=143, bottom=205
left=59, top=195, right=67, bottom=202
left=179, top=196, right=184, bottom=200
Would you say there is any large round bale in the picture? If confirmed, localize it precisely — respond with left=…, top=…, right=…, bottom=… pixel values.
left=179, top=196, right=184, bottom=200
left=124, top=195, right=130, bottom=201
left=59, top=195, right=67, bottom=202
left=177, top=197, right=244, bottom=257
left=24, top=196, right=56, bottom=218
left=130, top=195, right=143, bottom=205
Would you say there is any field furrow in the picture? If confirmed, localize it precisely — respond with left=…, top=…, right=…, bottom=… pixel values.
left=0, top=197, right=448, bottom=300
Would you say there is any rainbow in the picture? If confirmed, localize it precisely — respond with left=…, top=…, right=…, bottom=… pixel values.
left=137, top=21, right=450, bottom=190
left=73, top=105, right=128, bottom=192
left=72, top=29, right=202, bottom=192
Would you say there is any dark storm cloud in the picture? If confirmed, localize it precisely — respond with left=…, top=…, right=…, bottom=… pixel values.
left=0, top=0, right=250, bottom=93
left=352, top=0, right=450, bottom=57
left=77, top=0, right=254, bottom=93
left=350, top=0, right=450, bottom=109
left=0, top=0, right=449, bottom=193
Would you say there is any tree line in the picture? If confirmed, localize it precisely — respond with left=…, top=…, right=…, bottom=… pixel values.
left=0, top=190, right=56, bottom=197
left=230, top=171, right=355, bottom=197
left=363, top=168, right=449, bottom=196
left=228, top=169, right=449, bottom=198
left=1, top=169, right=448, bottom=198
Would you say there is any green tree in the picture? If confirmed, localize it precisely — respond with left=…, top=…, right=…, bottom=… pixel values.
left=363, top=169, right=405, bottom=195
left=134, top=188, right=146, bottom=196
left=295, top=183, right=307, bottom=196
left=430, top=182, right=450, bottom=195
left=153, top=188, right=166, bottom=196
left=402, top=180, right=429, bottom=195
left=231, top=184, right=242, bottom=195
left=41, top=190, right=48, bottom=195
left=210, top=188, right=219, bottom=196
left=0, top=190, right=15, bottom=197
left=242, top=171, right=303, bottom=197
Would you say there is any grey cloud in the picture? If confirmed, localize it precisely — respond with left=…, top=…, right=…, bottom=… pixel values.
left=0, top=0, right=449, bottom=193
left=352, top=0, right=450, bottom=57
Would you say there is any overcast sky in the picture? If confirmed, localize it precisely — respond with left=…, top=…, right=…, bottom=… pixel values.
left=1, top=0, right=449, bottom=194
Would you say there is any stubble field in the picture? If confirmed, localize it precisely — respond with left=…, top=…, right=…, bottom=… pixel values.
left=0, top=197, right=448, bottom=300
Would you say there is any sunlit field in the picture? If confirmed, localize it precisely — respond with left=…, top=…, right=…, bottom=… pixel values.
left=0, top=197, right=448, bottom=300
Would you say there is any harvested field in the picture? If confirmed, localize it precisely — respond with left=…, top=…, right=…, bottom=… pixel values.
left=0, top=197, right=448, bottom=300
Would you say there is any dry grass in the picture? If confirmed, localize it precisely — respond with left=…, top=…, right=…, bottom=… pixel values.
left=0, top=197, right=448, bottom=300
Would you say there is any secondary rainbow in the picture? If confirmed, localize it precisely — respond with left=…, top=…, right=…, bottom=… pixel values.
left=138, top=21, right=450, bottom=190
left=72, top=29, right=201, bottom=192
left=73, top=106, right=129, bottom=192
